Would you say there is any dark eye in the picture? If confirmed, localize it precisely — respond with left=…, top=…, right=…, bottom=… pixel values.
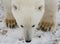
left=38, top=6, right=42, bottom=10
left=13, top=5, right=17, bottom=10
left=20, top=25, right=24, bottom=28
left=32, top=25, right=35, bottom=27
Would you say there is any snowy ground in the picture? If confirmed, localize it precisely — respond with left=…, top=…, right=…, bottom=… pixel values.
left=0, top=0, right=60, bottom=44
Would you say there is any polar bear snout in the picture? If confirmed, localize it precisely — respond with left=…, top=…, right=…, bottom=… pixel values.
left=24, top=29, right=32, bottom=43
left=25, top=40, right=31, bottom=43
left=25, top=34, right=32, bottom=43
left=25, top=36, right=32, bottom=43
left=25, top=37, right=31, bottom=43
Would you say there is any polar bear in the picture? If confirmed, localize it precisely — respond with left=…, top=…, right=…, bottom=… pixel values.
left=2, top=0, right=58, bottom=43
left=38, top=0, right=58, bottom=32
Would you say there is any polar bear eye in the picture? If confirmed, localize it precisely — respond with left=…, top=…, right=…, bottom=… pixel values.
left=32, top=25, right=35, bottom=27
left=38, top=6, right=42, bottom=10
left=13, top=5, right=17, bottom=10
left=20, top=25, right=24, bottom=28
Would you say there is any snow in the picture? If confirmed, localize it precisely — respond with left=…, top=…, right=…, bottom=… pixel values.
left=0, top=0, right=60, bottom=44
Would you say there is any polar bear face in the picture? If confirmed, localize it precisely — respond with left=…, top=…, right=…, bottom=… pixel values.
left=11, top=0, right=45, bottom=42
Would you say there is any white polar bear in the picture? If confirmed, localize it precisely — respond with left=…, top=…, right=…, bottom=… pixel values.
left=2, top=0, right=58, bottom=43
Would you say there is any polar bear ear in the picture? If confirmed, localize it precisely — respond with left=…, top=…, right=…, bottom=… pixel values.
left=13, top=5, right=17, bottom=10
left=38, top=6, right=42, bottom=10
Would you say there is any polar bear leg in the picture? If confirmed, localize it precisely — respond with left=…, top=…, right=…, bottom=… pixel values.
left=38, top=0, right=58, bottom=32
left=39, top=15, right=56, bottom=32
left=5, top=12, right=17, bottom=28
left=2, top=0, right=17, bottom=28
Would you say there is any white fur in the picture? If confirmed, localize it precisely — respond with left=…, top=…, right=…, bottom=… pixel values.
left=11, top=0, right=45, bottom=27
left=11, top=0, right=45, bottom=41
left=2, top=0, right=58, bottom=41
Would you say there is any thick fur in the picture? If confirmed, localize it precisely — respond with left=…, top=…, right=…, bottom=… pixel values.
left=38, top=0, right=58, bottom=32
left=2, top=0, right=58, bottom=42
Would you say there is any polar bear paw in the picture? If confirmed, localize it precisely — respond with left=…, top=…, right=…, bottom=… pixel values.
left=5, top=19, right=17, bottom=28
left=38, top=20, right=55, bottom=32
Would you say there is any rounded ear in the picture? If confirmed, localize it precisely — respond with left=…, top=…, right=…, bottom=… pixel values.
left=13, top=5, right=17, bottom=10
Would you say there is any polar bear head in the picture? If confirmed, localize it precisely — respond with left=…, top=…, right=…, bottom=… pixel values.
left=11, top=0, right=45, bottom=43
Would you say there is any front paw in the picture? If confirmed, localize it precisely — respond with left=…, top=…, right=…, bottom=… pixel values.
left=39, top=21, right=55, bottom=32
left=5, top=19, right=17, bottom=28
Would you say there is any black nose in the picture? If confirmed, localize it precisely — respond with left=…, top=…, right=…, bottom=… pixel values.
left=25, top=40, right=31, bottom=43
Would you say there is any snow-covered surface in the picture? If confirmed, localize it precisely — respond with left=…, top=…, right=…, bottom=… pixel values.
left=0, top=0, right=60, bottom=44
